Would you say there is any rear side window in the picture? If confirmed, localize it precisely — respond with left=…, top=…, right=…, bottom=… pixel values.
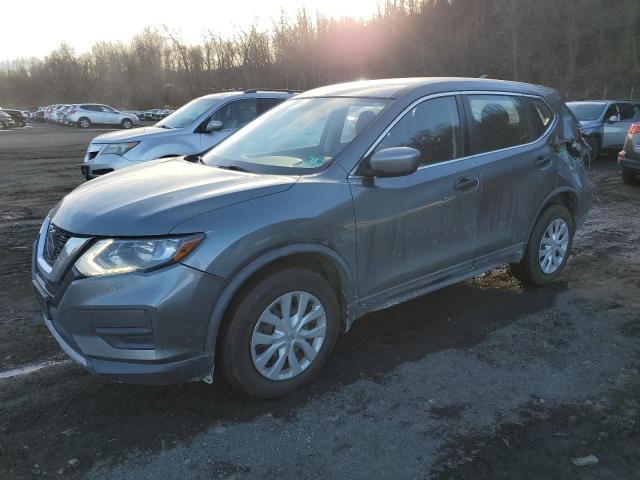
left=525, top=98, right=554, bottom=139
left=257, top=97, right=284, bottom=114
left=467, top=95, right=528, bottom=153
left=618, top=103, right=640, bottom=121
left=374, top=96, right=463, bottom=166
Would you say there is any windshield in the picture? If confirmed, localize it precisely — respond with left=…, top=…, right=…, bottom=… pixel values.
left=156, top=98, right=219, bottom=129
left=202, top=97, right=390, bottom=174
left=567, top=102, right=607, bottom=121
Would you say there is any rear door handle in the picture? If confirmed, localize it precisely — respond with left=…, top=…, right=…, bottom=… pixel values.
left=535, top=155, right=553, bottom=169
left=453, top=176, right=479, bottom=192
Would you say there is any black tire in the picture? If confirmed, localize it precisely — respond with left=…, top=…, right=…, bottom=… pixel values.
left=121, top=118, right=133, bottom=129
left=77, top=117, right=91, bottom=129
left=217, top=267, right=340, bottom=398
left=510, top=204, right=575, bottom=286
left=0, top=121, right=5, bottom=130
left=587, top=135, right=600, bottom=162
left=623, top=168, right=638, bottom=185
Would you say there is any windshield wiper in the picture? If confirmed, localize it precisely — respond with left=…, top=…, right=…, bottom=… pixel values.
left=216, top=164, right=256, bottom=173
left=157, top=125, right=173, bottom=129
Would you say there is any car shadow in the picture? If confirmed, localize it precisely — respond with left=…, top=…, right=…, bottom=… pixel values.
left=2, top=269, right=565, bottom=478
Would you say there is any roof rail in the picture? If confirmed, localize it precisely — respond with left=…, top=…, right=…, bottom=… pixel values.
left=243, top=88, right=301, bottom=94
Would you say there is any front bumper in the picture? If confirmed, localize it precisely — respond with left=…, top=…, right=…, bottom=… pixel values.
left=32, top=225, right=227, bottom=384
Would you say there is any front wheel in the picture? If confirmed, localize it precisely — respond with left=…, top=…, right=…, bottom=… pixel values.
left=0, top=121, right=5, bottom=130
left=218, top=268, right=340, bottom=398
left=121, top=118, right=133, bottom=129
left=510, top=204, right=575, bottom=286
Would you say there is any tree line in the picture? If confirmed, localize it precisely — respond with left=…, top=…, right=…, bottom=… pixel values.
left=1, top=0, right=638, bottom=109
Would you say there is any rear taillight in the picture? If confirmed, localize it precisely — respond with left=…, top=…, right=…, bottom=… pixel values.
left=628, top=123, right=640, bottom=134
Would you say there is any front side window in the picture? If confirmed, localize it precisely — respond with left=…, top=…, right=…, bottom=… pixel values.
left=604, top=104, right=619, bottom=121
left=374, top=96, right=463, bottom=166
left=202, top=97, right=390, bottom=174
left=468, top=95, right=528, bottom=153
left=212, top=99, right=257, bottom=130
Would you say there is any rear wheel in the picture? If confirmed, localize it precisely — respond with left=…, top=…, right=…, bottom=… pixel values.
left=510, top=204, right=574, bottom=286
left=0, top=121, right=5, bottom=130
left=218, top=268, right=339, bottom=398
left=623, top=168, right=638, bottom=185
left=77, top=117, right=91, bottom=129
left=121, top=118, right=133, bottom=129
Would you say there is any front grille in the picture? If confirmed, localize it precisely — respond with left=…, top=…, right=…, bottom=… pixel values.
left=43, top=223, right=73, bottom=265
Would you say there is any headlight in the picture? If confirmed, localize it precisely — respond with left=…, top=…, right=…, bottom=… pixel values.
left=75, top=234, right=204, bottom=277
left=101, top=142, right=139, bottom=156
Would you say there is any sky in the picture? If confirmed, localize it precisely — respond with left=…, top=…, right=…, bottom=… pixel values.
left=2, top=0, right=381, bottom=62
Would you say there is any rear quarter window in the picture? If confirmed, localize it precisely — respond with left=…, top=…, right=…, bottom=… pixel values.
left=525, top=98, right=554, bottom=139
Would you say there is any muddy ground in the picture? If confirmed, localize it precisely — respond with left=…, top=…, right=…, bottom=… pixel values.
left=0, top=125, right=638, bottom=479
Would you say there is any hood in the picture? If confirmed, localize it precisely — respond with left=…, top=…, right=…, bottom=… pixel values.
left=91, top=126, right=178, bottom=144
left=578, top=120, right=600, bottom=129
left=51, top=158, right=298, bottom=236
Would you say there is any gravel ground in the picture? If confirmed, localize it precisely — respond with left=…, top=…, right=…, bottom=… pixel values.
left=0, top=126, right=638, bottom=479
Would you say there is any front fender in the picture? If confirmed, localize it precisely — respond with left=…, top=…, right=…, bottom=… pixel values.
left=199, top=242, right=357, bottom=357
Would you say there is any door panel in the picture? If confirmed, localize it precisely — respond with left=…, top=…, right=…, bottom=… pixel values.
left=467, top=94, right=558, bottom=261
left=350, top=95, right=479, bottom=301
left=350, top=160, right=480, bottom=300
left=604, top=103, right=638, bottom=148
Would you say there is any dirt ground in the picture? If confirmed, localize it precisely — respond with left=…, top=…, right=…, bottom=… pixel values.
left=0, top=125, right=638, bottom=479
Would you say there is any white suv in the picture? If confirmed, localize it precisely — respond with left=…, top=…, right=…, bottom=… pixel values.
left=68, top=104, right=139, bottom=129
left=81, top=90, right=294, bottom=179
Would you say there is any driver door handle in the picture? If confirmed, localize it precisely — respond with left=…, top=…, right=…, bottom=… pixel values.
left=453, top=176, right=479, bottom=192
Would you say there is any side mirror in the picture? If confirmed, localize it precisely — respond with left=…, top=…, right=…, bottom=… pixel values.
left=607, top=115, right=618, bottom=123
left=368, top=147, right=421, bottom=177
left=205, top=120, right=223, bottom=132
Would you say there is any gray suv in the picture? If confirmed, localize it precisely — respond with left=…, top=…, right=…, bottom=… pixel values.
left=33, top=78, right=592, bottom=398
left=567, top=100, right=640, bottom=159
left=81, top=90, right=294, bottom=179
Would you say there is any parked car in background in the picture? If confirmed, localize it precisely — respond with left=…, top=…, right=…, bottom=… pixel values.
left=81, top=89, right=294, bottom=179
left=0, top=110, right=14, bottom=130
left=38, top=78, right=591, bottom=398
left=31, top=109, right=45, bottom=123
left=58, top=105, right=76, bottom=126
left=1, top=109, right=28, bottom=127
left=52, top=104, right=72, bottom=124
left=66, top=104, right=139, bottom=129
left=567, top=100, right=640, bottom=159
left=618, top=122, right=640, bottom=185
